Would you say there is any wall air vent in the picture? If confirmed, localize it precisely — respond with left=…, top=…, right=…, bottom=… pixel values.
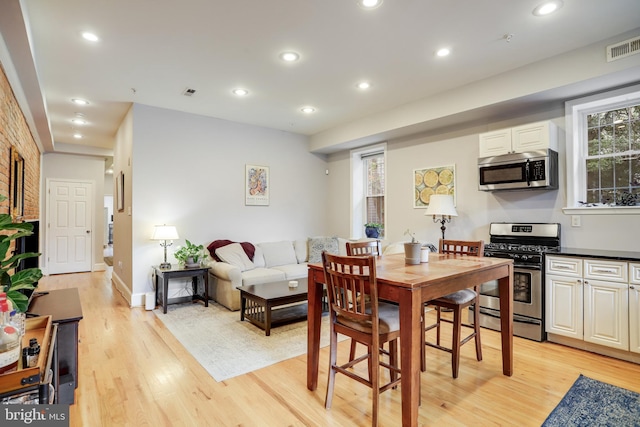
left=606, top=36, right=640, bottom=62
left=182, top=88, right=196, bottom=96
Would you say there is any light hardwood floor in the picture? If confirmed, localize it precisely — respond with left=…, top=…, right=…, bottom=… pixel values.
left=38, top=270, right=640, bottom=426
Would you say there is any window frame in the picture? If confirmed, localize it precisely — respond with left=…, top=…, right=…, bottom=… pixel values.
left=350, top=143, right=387, bottom=239
left=564, top=84, right=640, bottom=215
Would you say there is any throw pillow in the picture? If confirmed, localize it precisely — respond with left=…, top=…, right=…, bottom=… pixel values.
left=259, top=241, right=297, bottom=268
left=215, top=243, right=255, bottom=272
left=207, top=240, right=255, bottom=261
left=308, top=236, right=339, bottom=263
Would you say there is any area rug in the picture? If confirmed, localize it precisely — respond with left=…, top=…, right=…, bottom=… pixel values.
left=542, top=374, right=640, bottom=426
left=154, top=302, right=343, bottom=382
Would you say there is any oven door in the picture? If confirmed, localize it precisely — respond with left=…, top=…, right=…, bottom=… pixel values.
left=478, top=266, right=542, bottom=319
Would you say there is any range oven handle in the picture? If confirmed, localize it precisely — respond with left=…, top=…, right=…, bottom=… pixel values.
left=525, top=159, right=531, bottom=186
left=479, top=307, right=541, bottom=325
left=513, top=263, right=542, bottom=270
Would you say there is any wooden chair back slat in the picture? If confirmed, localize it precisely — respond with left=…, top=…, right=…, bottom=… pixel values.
left=439, top=239, right=484, bottom=257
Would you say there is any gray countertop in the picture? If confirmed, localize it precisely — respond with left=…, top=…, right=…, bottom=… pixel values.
left=552, top=247, right=640, bottom=262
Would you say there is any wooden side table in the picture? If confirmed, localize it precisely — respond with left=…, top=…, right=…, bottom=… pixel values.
left=154, top=265, right=210, bottom=314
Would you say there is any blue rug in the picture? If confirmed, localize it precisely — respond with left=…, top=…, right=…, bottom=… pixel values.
left=542, top=374, right=640, bottom=426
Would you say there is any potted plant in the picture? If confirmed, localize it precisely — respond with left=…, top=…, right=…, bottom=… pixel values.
left=364, top=222, right=383, bottom=238
left=403, top=229, right=421, bottom=265
left=173, top=240, right=205, bottom=268
left=0, top=195, right=42, bottom=312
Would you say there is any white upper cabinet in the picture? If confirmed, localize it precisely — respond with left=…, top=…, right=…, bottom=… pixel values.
left=479, top=120, right=558, bottom=157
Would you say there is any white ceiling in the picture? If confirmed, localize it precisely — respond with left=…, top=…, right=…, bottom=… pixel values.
left=4, top=0, right=640, bottom=155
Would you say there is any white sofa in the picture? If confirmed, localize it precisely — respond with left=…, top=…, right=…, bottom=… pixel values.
left=207, top=237, right=349, bottom=311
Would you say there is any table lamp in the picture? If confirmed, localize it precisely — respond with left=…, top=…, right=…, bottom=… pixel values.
left=425, top=195, right=458, bottom=239
left=152, top=225, right=179, bottom=269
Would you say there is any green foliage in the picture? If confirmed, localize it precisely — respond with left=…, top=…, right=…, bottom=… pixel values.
left=364, top=222, right=383, bottom=229
left=0, top=195, right=42, bottom=312
left=173, top=240, right=205, bottom=264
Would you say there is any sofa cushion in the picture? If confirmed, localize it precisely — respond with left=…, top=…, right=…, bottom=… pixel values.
left=294, top=238, right=308, bottom=263
left=308, top=236, right=339, bottom=263
left=207, top=239, right=255, bottom=261
left=215, top=243, right=255, bottom=272
left=271, top=263, right=308, bottom=280
left=241, top=268, right=285, bottom=286
left=259, top=241, right=298, bottom=268
left=252, top=246, right=266, bottom=268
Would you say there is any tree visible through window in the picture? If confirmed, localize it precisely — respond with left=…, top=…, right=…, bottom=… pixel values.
left=364, top=153, right=384, bottom=234
left=585, top=104, right=640, bottom=205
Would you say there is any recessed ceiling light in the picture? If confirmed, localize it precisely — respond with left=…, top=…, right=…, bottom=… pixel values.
left=358, top=0, right=383, bottom=9
left=301, top=106, right=316, bottom=114
left=532, top=1, right=563, bottom=16
left=71, top=118, right=87, bottom=125
left=81, top=32, right=99, bottom=42
left=71, top=98, right=89, bottom=105
left=232, top=88, right=249, bottom=96
left=73, top=133, right=83, bottom=139
left=436, top=48, right=451, bottom=57
left=357, top=81, right=371, bottom=90
left=280, top=51, right=300, bottom=62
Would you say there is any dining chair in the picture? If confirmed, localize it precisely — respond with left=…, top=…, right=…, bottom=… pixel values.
left=421, top=239, right=485, bottom=379
left=346, top=240, right=382, bottom=257
left=346, top=240, right=382, bottom=361
left=322, top=252, right=401, bottom=427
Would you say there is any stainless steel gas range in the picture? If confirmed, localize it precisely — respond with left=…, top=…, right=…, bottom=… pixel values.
left=470, top=222, right=561, bottom=342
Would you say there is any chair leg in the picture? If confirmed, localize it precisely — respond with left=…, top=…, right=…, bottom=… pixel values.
left=325, top=322, right=338, bottom=408
left=451, top=305, right=462, bottom=379
left=371, top=339, right=380, bottom=427
left=420, top=312, right=426, bottom=372
left=435, top=306, right=442, bottom=346
left=349, top=339, right=358, bottom=361
left=473, top=297, right=483, bottom=362
left=389, top=339, right=398, bottom=387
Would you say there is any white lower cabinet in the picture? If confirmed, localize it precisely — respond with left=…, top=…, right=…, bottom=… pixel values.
left=583, top=279, right=628, bottom=350
left=546, top=273, right=583, bottom=339
left=546, top=256, right=632, bottom=352
left=631, top=263, right=640, bottom=354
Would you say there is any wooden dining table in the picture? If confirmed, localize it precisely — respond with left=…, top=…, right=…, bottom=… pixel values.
left=306, top=252, right=514, bottom=427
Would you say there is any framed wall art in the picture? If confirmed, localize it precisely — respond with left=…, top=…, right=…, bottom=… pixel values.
left=413, top=164, right=455, bottom=208
left=245, top=165, right=269, bottom=206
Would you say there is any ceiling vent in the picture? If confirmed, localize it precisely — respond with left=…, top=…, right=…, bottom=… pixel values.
left=182, top=88, right=196, bottom=97
left=606, top=36, right=640, bottom=62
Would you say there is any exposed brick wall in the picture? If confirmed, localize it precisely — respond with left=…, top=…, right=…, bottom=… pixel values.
left=0, top=62, right=41, bottom=220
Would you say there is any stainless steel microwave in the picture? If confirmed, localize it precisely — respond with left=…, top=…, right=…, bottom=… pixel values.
left=478, top=149, right=558, bottom=191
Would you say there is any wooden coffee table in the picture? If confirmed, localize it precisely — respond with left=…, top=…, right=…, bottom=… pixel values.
left=238, top=278, right=308, bottom=336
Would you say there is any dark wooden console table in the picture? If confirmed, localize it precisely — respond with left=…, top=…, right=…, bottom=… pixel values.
left=28, top=288, right=83, bottom=405
left=154, top=265, right=210, bottom=313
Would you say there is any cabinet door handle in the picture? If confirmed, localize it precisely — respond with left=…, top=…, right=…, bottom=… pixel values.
left=631, top=285, right=636, bottom=290
left=555, top=265, right=573, bottom=270
left=577, top=279, right=582, bottom=285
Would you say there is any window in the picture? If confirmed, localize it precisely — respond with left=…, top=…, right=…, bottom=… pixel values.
left=565, top=84, right=640, bottom=213
left=585, top=105, right=640, bottom=204
left=363, top=152, right=385, bottom=233
left=351, top=143, right=386, bottom=238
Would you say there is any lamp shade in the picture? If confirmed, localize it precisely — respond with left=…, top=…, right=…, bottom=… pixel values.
left=425, top=195, right=458, bottom=217
left=151, top=225, right=179, bottom=240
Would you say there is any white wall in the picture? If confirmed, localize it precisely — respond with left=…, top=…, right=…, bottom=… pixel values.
left=129, top=104, right=329, bottom=302
left=41, top=153, right=107, bottom=273
left=327, top=108, right=640, bottom=252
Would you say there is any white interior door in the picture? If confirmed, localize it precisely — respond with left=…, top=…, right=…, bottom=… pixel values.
left=47, top=180, right=93, bottom=274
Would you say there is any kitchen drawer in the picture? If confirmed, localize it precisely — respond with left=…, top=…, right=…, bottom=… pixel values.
left=631, top=263, right=640, bottom=285
left=546, top=256, right=582, bottom=277
left=584, top=259, right=627, bottom=283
